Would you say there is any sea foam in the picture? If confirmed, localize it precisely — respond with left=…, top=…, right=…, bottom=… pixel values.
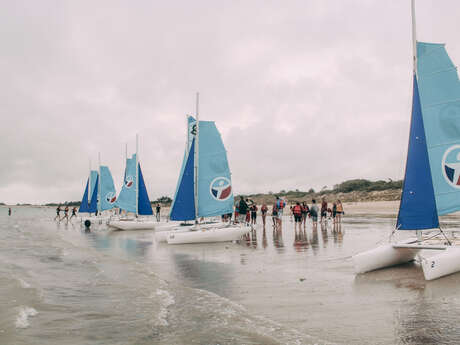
left=15, top=306, right=38, bottom=329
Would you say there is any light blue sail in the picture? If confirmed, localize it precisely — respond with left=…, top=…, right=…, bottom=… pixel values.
left=88, top=174, right=98, bottom=213
left=197, top=121, right=233, bottom=218
left=116, top=155, right=137, bottom=213
left=417, top=42, right=460, bottom=216
left=99, top=166, right=117, bottom=211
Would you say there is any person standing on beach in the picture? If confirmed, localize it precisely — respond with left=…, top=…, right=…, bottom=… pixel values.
left=155, top=203, right=161, bottom=222
left=238, top=196, right=248, bottom=224
left=301, top=202, right=309, bottom=228
left=336, top=200, right=344, bottom=224
left=250, top=204, right=258, bottom=225
left=245, top=199, right=251, bottom=224
left=70, top=207, right=77, bottom=220
left=332, top=202, right=337, bottom=224
left=8, top=207, right=11, bottom=216
left=271, top=203, right=278, bottom=229
left=310, top=199, right=318, bottom=228
left=261, top=203, right=268, bottom=227
left=275, top=196, right=286, bottom=227
left=292, top=202, right=303, bottom=231
left=54, top=205, right=61, bottom=221
left=320, top=198, right=327, bottom=223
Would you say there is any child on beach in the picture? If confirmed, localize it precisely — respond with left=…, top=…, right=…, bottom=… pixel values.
left=320, top=198, right=327, bottom=223
left=292, top=202, right=303, bottom=231
left=301, top=202, right=309, bottom=228
left=70, top=207, right=77, bottom=220
left=250, top=204, right=258, bottom=225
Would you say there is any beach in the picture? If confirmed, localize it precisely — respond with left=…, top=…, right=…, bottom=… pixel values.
left=1, top=204, right=460, bottom=344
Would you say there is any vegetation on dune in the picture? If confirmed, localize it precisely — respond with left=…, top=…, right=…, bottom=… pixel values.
left=236, top=179, right=403, bottom=205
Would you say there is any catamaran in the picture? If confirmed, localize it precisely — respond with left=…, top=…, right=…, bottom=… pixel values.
left=108, top=136, right=156, bottom=230
left=78, top=156, right=117, bottom=227
left=161, top=93, right=250, bottom=244
left=353, top=0, right=460, bottom=281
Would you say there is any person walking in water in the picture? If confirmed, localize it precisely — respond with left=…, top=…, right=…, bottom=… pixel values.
left=70, top=207, right=77, bottom=220
left=301, top=202, right=309, bottom=229
left=155, top=203, right=161, bottom=222
left=8, top=207, right=11, bottom=216
left=261, top=203, right=268, bottom=227
left=54, top=205, right=62, bottom=221
left=62, top=206, right=69, bottom=222
left=310, top=199, right=319, bottom=228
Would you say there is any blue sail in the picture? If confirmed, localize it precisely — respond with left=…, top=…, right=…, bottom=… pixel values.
left=79, top=179, right=91, bottom=213
left=138, top=164, right=153, bottom=215
left=89, top=170, right=98, bottom=201
left=115, top=155, right=137, bottom=213
left=169, top=116, right=196, bottom=217
left=417, top=42, right=460, bottom=216
left=397, top=75, right=439, bottom=229
left=88, top=174, right=99, bottom=213
left=197, top=121, right=233, bottom=218
left=99, top=165, right=117, bottom=211
left=170, top=139, right=196, bottom=220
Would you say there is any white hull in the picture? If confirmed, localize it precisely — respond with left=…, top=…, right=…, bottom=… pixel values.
left=108, top=219, right=156, bottom=231
left=421, top=247, right=460, bottom=280
left=155, top=222, right=226, bottom=243
left=352, top=240, right=419, bottom=274
left=166, top=225, right=250, bottom=245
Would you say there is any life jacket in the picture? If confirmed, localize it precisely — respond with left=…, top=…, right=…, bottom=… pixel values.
left=293, top=205, right=302, bottom=215
left=277, top=199, right=285, bottom=209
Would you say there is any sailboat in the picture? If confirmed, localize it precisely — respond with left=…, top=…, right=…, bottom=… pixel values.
left=353, top=0, right=460, bottom=281
left=108, top=136, right=155, bottom=230
left=163, top=93, right=251, bottom=245
left=79, top=156, right=117, bottom=226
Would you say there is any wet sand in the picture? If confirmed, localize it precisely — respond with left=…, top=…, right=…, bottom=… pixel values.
left=3, top=205, right=460, bottom=344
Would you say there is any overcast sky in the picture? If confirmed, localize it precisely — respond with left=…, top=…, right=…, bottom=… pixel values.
left=1, top=0, right=460, bottom=204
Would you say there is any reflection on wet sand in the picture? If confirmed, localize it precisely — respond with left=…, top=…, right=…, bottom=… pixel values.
left=293, top=228, right=309, bottom=252
left=273, top=228, right=284, bottom=250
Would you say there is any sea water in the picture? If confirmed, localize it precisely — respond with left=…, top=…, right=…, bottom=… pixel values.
left=1, top=206, right=460, bottom=344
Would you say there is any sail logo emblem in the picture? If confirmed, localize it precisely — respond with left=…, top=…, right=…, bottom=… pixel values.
left=106, top=192, right=117, bottom=204
left=125, top=176, right=134, bottom=188
left=442, top=145, right=460, bottom=188
left=209, top=177, right=232, bottom=201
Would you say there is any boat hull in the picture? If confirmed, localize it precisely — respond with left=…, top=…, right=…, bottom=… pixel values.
left=353, top=243, right=419, bottom=274
left=421, top=247, right=460, bottom=280
left=166, top=225, right=250, bottom=245
left=108, top=219, right=156, bottom=231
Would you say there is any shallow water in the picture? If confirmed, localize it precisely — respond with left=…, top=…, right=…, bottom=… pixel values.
left=1, top=206, right=460, bottom=344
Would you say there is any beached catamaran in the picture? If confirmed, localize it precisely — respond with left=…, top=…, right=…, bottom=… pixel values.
left=165, top=93, right=250, bottom=244
left=108, top=136, right=155, bottom=230
left=353, top=0, right=460, bottom=281
left=79, top=156, right=117, bottom=225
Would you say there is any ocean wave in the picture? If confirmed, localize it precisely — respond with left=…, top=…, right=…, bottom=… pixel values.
left=15, top=306, right=38, bottom=329
left=153, top=288, right=176, bottom=326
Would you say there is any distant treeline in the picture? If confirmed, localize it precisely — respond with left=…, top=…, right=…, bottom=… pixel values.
left=44, top=196, right=173, bottom=207
left=238, top=178, right=403, bottom=202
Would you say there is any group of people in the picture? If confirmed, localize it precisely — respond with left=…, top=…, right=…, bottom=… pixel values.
left=54, top=205, right=78, bottom=222
left=233, top=196, right=344, bottom=230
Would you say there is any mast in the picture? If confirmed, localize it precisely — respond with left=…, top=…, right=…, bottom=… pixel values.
left=136, top=134, right=139, bottom=216
left=411, top=0, right=417, bottom=76
left=98, top=152, right=101, bottom=214
left=88, top=158, right=92, bottom=205
left=411, top=0, right=423, bottom=242
left=194, top=92, right=200, bottom=224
